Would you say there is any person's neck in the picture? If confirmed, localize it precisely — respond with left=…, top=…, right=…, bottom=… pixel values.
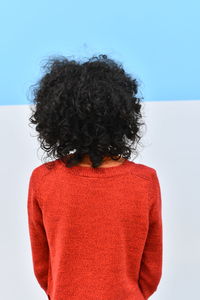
left=78, top=155, right=125, bottom=167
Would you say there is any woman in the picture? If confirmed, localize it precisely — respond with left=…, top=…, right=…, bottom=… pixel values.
left=27, top=54, right=163, bottom=300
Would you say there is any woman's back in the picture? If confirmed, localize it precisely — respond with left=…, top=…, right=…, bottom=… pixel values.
left=27, top=158, right=162, bottom=300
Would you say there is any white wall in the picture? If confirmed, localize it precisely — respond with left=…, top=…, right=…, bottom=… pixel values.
left=0, top=100, right=199, bottom=299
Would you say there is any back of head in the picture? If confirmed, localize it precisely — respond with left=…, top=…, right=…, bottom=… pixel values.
left=28, top=54, right=145, bottom=168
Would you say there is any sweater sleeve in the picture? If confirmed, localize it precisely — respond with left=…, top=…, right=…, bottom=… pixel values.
left=27, top=169, right=49, bottom=295
left=138, top=170, right=163, bottom=299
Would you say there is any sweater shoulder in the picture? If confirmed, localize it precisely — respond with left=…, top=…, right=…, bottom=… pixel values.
left=30, top=159, right=158, bottom=183
left=30, top=160, right=58, bottom=186
left=133, top=162, right=157, bottom=182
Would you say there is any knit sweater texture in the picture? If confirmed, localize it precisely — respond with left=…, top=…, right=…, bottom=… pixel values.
left=27, top=158, right=163, bottom=300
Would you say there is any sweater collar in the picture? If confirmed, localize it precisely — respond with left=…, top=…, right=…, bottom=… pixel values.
left=56, top=158, right=134, bottom=177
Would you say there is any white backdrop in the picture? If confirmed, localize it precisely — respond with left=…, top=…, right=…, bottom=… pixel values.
left=0, top=100, right=199, bottom=299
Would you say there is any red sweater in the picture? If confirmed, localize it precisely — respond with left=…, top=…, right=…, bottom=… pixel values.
left=27, top=158, right=163, bottom=300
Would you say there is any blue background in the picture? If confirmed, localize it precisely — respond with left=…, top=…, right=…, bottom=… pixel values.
left=1, top=0, right=199, bottom=105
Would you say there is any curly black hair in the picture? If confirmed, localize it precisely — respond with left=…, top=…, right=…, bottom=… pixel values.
left=28, top=54, right=146, bottom=169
